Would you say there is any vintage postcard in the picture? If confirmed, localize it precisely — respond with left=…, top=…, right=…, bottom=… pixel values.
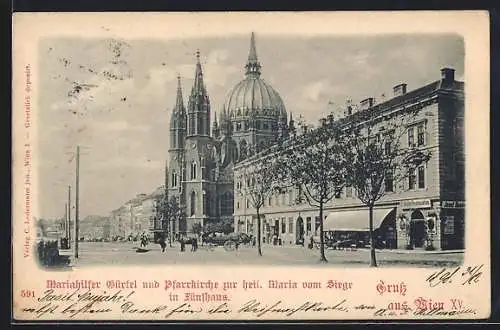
left=12, top=11, right=490, bottom=321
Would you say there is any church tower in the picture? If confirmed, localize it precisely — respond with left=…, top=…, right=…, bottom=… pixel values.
left=167, top=75, right=186, bottom=213
left=169, top=75, right=187, bottom=151
left=182, top=50, right=217, bottom=233
left=187, top=50, right=211, bottom=137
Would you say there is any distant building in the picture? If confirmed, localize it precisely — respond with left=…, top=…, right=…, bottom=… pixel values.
left=234, top=67, right=465, bottom=251
left=110, top=190, right=161, bottom=240
left=78, top=215, right=111, bottom=241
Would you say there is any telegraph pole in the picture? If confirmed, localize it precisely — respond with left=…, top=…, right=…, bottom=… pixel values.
left=74, top=145, right=80, bottom=259
left=64, top=202, right=68, bottom=238
left=67, top=185, right=71, bottom=248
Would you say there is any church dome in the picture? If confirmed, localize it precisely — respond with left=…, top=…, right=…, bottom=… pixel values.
left=225, top=77, right=286, bottom=119
left=223, top=33, right=287, bottom=121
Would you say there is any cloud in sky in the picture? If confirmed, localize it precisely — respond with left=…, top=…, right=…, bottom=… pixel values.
left=37, top=34, right=464, bottom=219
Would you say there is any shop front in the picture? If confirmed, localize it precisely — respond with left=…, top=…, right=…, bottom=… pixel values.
left=323, top=207, right=397, bottom=249
left=395, top=198, right=464, bottom=250
left=397, top=199, right=434, bottom=250
left=438, top=201, right=465, bottom=250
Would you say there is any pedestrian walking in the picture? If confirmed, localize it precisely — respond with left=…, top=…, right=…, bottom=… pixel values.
left=158, top=236, right=166, bottom=253
left=180, top=238, right=185, bottom=252
left=140, top=233, right=148, bottom=248
left=308, top=236, right=314, bottom=249
left=192, top=237, right=198, bottom=251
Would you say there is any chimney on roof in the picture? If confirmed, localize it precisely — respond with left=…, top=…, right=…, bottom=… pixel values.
left=360, top=97, right=374, bottom=110
left=393, top=83, right=407, bottom=97
left=441, top=67, right=455, bottom=82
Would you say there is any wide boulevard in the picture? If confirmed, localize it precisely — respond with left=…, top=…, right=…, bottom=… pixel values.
left=62, top=241, right=464, bottom=268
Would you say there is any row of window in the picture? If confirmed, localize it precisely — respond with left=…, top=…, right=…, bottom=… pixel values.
left=234, top=120, right=272, bottom=132
left=170, top=162, right=209, bottom=187
left=240, top=216, right=322, bottom=236
left=332, top=165, right=425, bottom=198
left=188, top=115, right=210, bottom=135
left=187, top=191, right=234, bottom=217
left=236, top=165, right=427, bottom=210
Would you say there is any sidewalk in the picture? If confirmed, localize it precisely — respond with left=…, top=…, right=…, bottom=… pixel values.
left=254, top=244, right=465, bottom=255
left=379, top=248, right=465, bottom=255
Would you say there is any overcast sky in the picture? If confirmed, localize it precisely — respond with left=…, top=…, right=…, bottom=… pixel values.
left=38, top=34, right=464, bottom=219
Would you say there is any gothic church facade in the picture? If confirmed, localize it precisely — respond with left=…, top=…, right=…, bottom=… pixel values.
left=165, top=33, right=293, bottom=235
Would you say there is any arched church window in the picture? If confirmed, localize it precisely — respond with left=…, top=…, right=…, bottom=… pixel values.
left=263, top=122, right=269, bottom=130
left=191, top=162, right=197, bottom=180
left=171, top=171, right=177, bottom=187
left=220, top=192, right=234, bottom=216
left=189, top=117, right=195, bottom=134
left=190, top=191, right=196, bottom=216
left=202, top=190, right=209, bottom=216
left=201, top=157, right=207, bottom=180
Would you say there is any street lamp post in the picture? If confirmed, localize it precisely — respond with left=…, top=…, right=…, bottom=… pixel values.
left=67, top=185, right=71, bottom=248
left=74, top=145, right=80, bottom=258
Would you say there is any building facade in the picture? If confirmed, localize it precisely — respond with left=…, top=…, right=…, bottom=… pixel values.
left=162, top=33, right=292, bottom=236
left=234, top=67, right=465, bottom=251
left=110, top=188, right=163, bottom=241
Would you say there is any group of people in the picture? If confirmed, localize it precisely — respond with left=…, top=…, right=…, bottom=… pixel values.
left=179, top=236, right=199, bottom=252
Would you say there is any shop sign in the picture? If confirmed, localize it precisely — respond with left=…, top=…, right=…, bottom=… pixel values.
left=400, top=199, right=432, bottom=209
left=440, top=201, right=465, bottom=209
left=443, top=216, right=455, bottom=234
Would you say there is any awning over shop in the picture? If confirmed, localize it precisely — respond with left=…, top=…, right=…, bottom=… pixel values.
left=324, top=208, right=395, bottom=232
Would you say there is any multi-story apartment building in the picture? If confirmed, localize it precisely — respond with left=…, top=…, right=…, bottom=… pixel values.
left=234, top=67, right=465, bottom=251
left=110, top=188, right=163, bottom=240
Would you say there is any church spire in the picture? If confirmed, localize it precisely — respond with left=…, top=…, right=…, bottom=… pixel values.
left=220, top=107, right=232, bottom=137
left=212, top=112, right=220, bottom=139
left=248, top=32, right=258, bottom=63
left=174, top=74, right=185, bottom=113
left=193, top=49, right=205, bottom=92
left=288, top=112, right=295, bottom=136
left=170, top=75, right=187, bottom=150
left=187, top=49, right=211, bottom=137
left=245, top=32, right=261, bottom=77
left=213, top=112, right=218, bottom=127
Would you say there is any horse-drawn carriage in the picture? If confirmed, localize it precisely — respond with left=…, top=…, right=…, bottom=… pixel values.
left=202, top=232, right=252, bottom=251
